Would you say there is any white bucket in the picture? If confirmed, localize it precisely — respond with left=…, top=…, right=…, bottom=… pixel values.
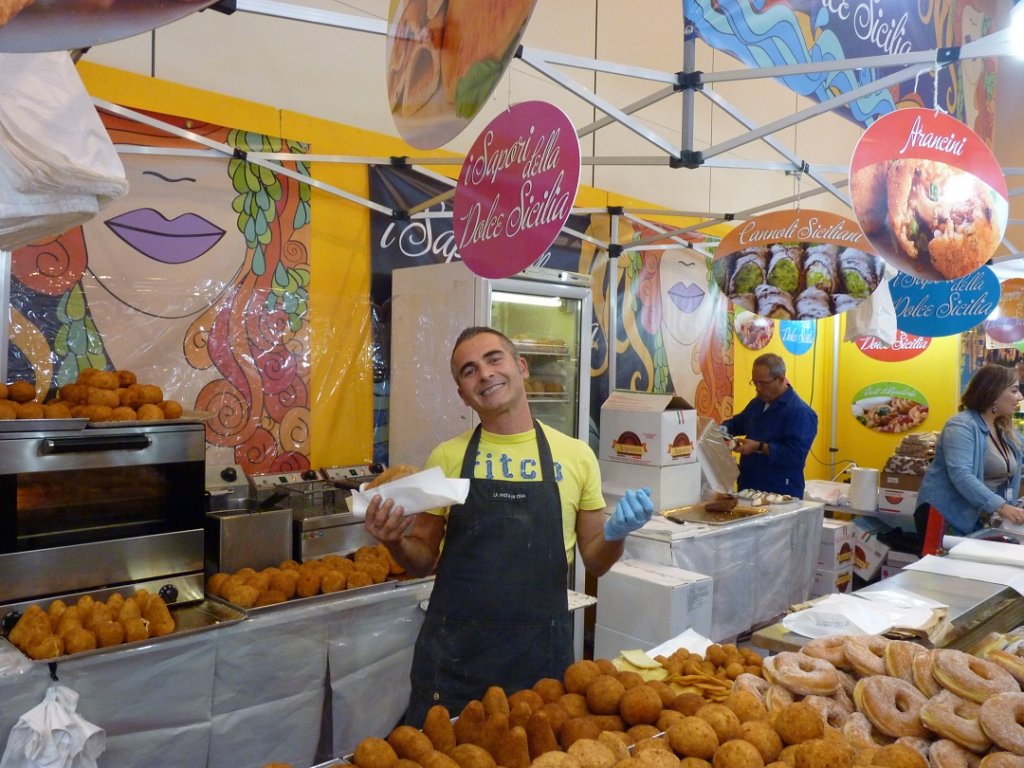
left=849, top=467, right=879, bottom=512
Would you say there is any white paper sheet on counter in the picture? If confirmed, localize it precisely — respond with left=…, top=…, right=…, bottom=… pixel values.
left=347, top=466, right=469, bottom=519
left=781, top=593, right=936, bottom=638
left=946, top=539, right=1024, bottom=567
left=904, top=554, right=1024, bottom=594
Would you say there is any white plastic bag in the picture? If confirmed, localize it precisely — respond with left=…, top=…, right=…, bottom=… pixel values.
left=0, top=50, right=127, bottom=251
left=0, top=683, right=105, bottom=768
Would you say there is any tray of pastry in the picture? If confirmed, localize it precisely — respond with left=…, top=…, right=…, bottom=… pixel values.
left=662, top=502, right=769, bottom=526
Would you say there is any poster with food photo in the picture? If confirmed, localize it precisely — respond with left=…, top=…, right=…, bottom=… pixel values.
left=850, top=108, right=1008, bottom=282
left=711, top=209, right=885, bottom=321
left=386, top=0, right=538, bottom=149
left=851, top=382, right=929, bottom=434
left=734, top=310, right=773, bottom=350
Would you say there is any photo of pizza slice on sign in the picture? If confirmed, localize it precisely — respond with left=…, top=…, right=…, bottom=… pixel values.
left=849, top=108, right=1008, bottom=282
left=710, top=209, right=886, bottom=321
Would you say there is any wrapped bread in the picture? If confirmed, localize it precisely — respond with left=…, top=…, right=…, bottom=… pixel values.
left=365, top=464, right=421, bottom=490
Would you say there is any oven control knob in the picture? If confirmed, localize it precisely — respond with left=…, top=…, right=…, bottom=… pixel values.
left=369, top=463, right=385, bottom=474
left=301, top=469, right=318, bottom=481
left=1, top=610, right=22, bottom=637
left=158, top=584, right=179, bottom=604
left=220, top=467, right=238, bottom=482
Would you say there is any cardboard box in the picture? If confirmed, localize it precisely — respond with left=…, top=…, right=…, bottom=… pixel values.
left=811, top=565, right=853, bottom=596
left=880, top=473, right=924, bottom=492
left=596, top=560, right=713, bottom=642
left=599, top=459, right=701, bottom=512
left=594, top=624, right=657, bottom=661
left=599, top=392, right=698, bottom=466
left=876, top=488, right=919, bottom=516
left=852, top=534, right=890, bottom=581
left=818, top=537, right=854, bottom=569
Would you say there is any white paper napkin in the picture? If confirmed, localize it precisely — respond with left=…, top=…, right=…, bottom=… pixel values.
left=347, top=466, right=470, bottom=519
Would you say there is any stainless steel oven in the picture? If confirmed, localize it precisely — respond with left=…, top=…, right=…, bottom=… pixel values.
left=0, top=420, right=206, bottom=604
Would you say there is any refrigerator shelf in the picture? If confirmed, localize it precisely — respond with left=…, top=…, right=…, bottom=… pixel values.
left=517, top=341, right=569, bottom=356
left=528, top=394, right=570, bottom=404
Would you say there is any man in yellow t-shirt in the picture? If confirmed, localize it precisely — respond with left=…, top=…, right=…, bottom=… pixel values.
left=364, top=326, right=653, bottom=726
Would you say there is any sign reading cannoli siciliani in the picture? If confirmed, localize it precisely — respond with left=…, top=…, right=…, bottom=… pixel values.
left=453, top=101, right=581, bottom=279
left=850, top=108, right=1008, bottom=283
left=888, top=265, right=1000, bottom=338
left=711, top=209, right=885, bottom=322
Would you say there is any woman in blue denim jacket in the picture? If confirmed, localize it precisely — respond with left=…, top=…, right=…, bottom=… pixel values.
left=916, top=364, right=1024, bottom=543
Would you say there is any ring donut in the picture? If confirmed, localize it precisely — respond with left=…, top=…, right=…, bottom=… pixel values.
left=803, top=635, right=852, bottom=671
left=846, top=635, right=891, bottom=677
left=732, top=673, right=771, bottom=702
left=837, top=669, right=857, bottom=698
left=765, top=684, right=795, bottom=713
left=762, top=652, right=840, bottom=696
left=854, top=675, right=930, bottom=738
left=886, top=640, right=927, bottom=683
left=934, top=649, right=1020, bottom=704
left=920, top=689, right=992, bottom=753
left=980, top=692, right=1024, bottom=755
left=930, top=739, right=982, bottom=768
left=843, top=711, right=894, bottom=751
left=988, top=651, right=1024, bottom=686
left=913, top=650, right=944, bottom=697
left=803, top=694, right=850, bottom=729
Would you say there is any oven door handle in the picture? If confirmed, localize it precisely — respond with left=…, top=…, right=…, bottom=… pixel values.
left=40, top=433, right=153, bottom=454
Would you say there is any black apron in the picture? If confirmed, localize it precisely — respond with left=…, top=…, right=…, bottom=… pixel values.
left=405, top=422, right=573, bottom=727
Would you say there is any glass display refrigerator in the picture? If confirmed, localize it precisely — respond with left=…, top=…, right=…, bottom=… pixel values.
left=389, top=260, right=592, bottom=469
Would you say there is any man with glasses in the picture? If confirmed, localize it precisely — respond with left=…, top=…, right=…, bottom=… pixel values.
left=721, top=353, right=818, bottom=497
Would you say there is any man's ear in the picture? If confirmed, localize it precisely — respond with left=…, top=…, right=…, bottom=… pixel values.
left=456, top=384, right=469, bottom=407
left=519, top=356, right=529, bottom=378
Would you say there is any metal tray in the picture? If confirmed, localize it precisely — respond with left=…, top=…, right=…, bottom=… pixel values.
left=0, top=417, right=88, bottom=432
left=2, top=596, right=245, bottom=665
left=662, top=503, right=769, bottom=526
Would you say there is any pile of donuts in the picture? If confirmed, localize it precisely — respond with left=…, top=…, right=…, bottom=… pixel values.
left=4, top=589, right=175, bottom=660
left=207, top=544, right=404, bottom=609
left=753, top=632, right=1024, bottom=768
left=0, top=368, right=183, bottom=422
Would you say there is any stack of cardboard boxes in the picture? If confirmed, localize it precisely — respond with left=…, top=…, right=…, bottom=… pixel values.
left=597, top=392, right=702, bottom=511
left=813, top=518, right=853, bottom=596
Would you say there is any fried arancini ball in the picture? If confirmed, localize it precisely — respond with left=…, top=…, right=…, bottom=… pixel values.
left=295, top=570, right=321, bottom=598
left=422, top=704, right=456, bottom=752
left=26, top=633, right=64, bottom=660
left=565, top=660, right=603, bottom=694
left=616, top=670, right=646, bottom=690
left=568, top=738, right=619, bottom=768
left=535, top=678, right=567, bottom=703
left=105, top=591, right=124, bottom=613
left=712, top=739, right=765, bottom=768
left=741, top=649, right=764, bottom=667
left=728, top=690, right=770, bottom=723
left=482, top=711, right=510, bottom=756
left=43, top=402, right=73, bottom=419
left=484, top=685, right=511, bottom=717
left=509, top=689, right=545, bottom=714
left=421, top=751, right=461, bottom=768
left=56, top=607, right=83, bottom=638
left=354, top=736, right=399, bottom=768
left=793, top=739, right=852, bottom=768
left=449, top=743, right=497, bottom=768
left=254, top=590, right=288, bottom=607
left=95, top=620, right=125, bottom=648
left=531, top=752, right=582, bottom=768
left=139, top=384, right=163, bottom=405
left=680, top=760, right=713, bottom=768
left=83, top=603, right=112, bottom=631
left=599, top=731, right=631, bottom=763
left=46, top=599, right=68, bottom=631
left=591, top=714, right=626, bottom=733
left=739, top=721, right=783, bottom=764
left=867, top=744, right=925, bottom=768
left=667, top=717, right=720, bottom=760
left=620, top=684, right=663, bottom=726
left=59, top=383, right=88, bottom=404
left=64, top=626, right=98, bottom=654
left=137, top=403, right=165, bottom=421
left=268, top=570, right=299, bottom=599
left=122, top=616, right=150, bottom=643
left=636, top=748, right=682, bottom=768
left=671, top=693, right=710, bottom=717
left=561, top=693, right=589, bottom=718
left=0, top=402, right=15, bottom=420
left=144, top=596, right=175, bottom=637
left=321, top=571, right=347, bottom=593
left=772, top=703, right=824, bottom=746
left=634, top=738, right=673, bottom=754
left=72, top=404, right=113, bottom=422
left=647, top=681, right=678, bottom=707
left=537, top=702, right=571, bottom=737
left=707, top=645, right=728, bottom=667
left=223, top=583, right=260, bottom=608
left=496, top=724, right=531, bottom=768
left=658, top=710, right=686, bottom=732
left=526, top=709, right=561, bottom=757
left=347, top=570, right=374, bottom=589
left=86, top=387, right=119, bottom=408
left=158, top=400, right=183, bottom=419
left=206, top=572, right=230, bottom=597
left=510, top=700, right=534, bottom=730
left=90, top=370, right=119, bottom=390
left=388, top=725, right=434, bottom=762
left=560, top=717, right=602, bottom=750
left=15, top=402, right=45, bottom=419
left=628, top=725, right=661, bottom=743
left=454, top=700, right=487, bottom=747
left=118, top=384, right=145, bottom=409
left=110, top=406, right=137, bottom=421
left=116, top=370, right=137, bottom=387
left=7, top=380, right=36, bottom=403
left=8, top=605, right=47, bottom=648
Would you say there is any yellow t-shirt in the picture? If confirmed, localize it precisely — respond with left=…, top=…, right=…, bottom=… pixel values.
left=425, top=421, right=606, bottom=562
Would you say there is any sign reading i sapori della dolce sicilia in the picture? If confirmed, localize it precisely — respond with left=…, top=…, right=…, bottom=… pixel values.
left=452, top=101, right=581, bottom=279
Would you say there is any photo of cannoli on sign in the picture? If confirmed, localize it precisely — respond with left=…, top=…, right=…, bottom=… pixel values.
left=851, top=158, right=1003, bottom=281
left=386, top=0, right=537, bottom=148
left=713, top=243, right=884, bottom=321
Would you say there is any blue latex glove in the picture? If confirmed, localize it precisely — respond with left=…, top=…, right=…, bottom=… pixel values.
left=605, top=487, right=654, bottom=541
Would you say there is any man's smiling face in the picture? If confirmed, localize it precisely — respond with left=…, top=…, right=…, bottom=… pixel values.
left=452, top=331, right=529, bottom=420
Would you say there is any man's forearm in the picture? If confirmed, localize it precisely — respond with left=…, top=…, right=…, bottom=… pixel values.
left=387, top=534, right=439, bottom=577
left=578, top=536, right=625, bottom=578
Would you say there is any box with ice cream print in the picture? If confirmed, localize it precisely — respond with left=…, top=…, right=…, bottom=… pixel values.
left=599, top=392, right=697, bottom=467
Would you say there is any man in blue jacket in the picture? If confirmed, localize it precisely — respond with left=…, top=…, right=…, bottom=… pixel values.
left=722, top=353, right=818, bottom=497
